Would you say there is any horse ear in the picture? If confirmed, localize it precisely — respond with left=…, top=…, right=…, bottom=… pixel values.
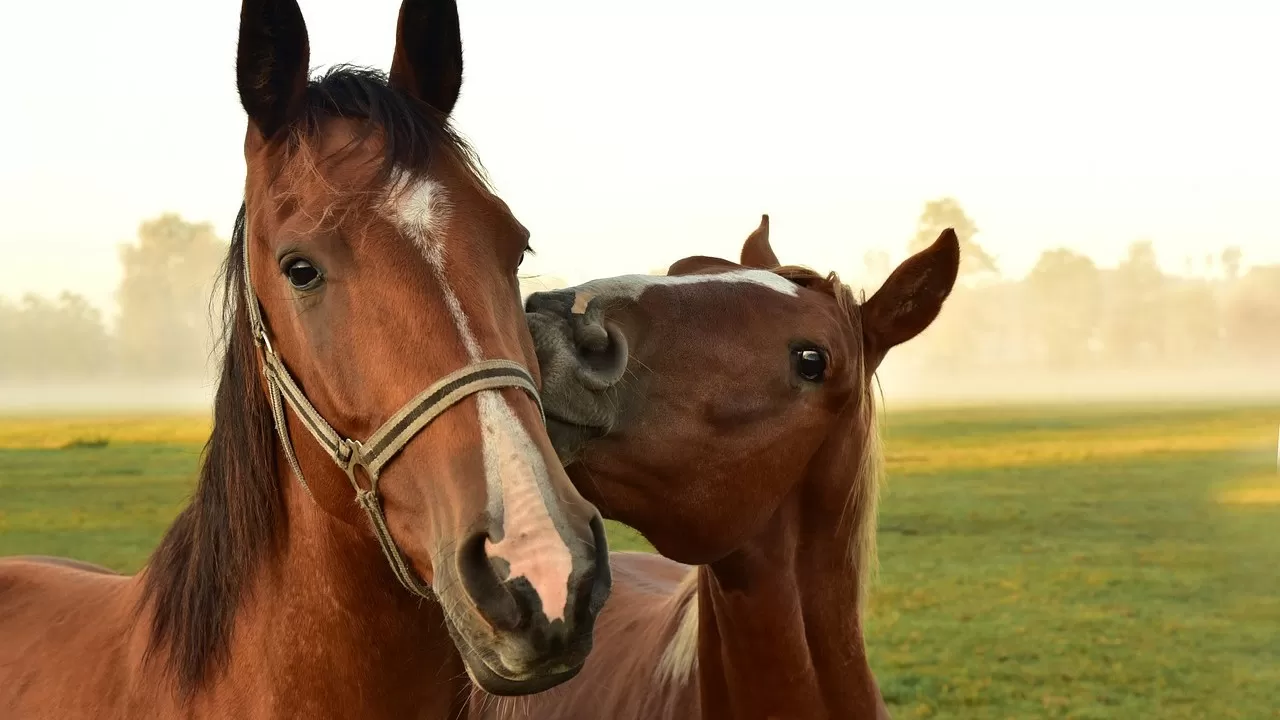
left=862, top=228, right=960, bottom=368
left=389, top=0, right=464, bottom=116
left=236, top=0, right=311, bottom=140
left=739, top=215, right=779, bottom=269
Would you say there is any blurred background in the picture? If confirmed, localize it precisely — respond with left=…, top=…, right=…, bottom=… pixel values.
left=1, top=1, right=1276, bottom=718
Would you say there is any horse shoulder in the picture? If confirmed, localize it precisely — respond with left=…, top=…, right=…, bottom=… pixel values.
left=9, top=555, right=120, bottom=575
left=0, top=558, right=142, bottom=720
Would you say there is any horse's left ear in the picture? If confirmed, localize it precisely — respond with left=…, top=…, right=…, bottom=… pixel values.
left=739, top=214, right=779, bottom=268
left=389, top=0, right=464, bottom=116
left=862, top=228, right=960, bottom=369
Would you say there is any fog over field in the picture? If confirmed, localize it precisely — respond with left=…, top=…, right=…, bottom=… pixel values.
left=2, top=206, right=1276, bottom=413
left=4, top=4, right=1276, bottom=414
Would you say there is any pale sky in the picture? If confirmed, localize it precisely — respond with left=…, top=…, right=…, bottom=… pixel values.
left=2, top=0, right=1277, bottom=319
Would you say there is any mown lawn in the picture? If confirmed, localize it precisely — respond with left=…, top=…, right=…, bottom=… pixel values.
left=1, top=403, right=1277, bottom=718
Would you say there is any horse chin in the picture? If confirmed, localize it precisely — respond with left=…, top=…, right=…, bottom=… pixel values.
left=462, top=651, right=585, bottom=697
left=647, top=537, right=730, bottom=567
left=545, top=416, right=609, bottom=465
left=440, top=602, right=589, bottom=697
left=635, top=515, right=743, bottom=567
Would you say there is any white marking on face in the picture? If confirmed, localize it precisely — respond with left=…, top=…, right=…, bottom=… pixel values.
left=387, top=171, right=450, bottom=245
left=571, top=291, right=594, bottom=315
left=570, top=269, right=798, bottom=314
left=387, top=173, right=574, bottom=623
left=476, top=393, right=572, bottom=623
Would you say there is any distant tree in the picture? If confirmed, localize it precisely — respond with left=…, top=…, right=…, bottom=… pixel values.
left=902, top=280, right=1027, bottom=373
left=1100, top=240, right=1167, bottom=365
left=1223, top=264, right=1280, bottom=361
left=1221, top=246, right=1242, bottom=283
left=1164, top=279, right=1221, bottom=363
left=0, top=298, right=14, bottom=375
left=115, top=214, right=227, bottom=378
left=0, top=292, right=110, bottom=380
left=1025, top=249, right=1101, bottom=369
left=49, top=292, right=112, bottom=377
left=907, top=197, right=998, bottom=279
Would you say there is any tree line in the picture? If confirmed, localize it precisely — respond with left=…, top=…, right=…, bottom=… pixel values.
left=881, top=198, right=1279, bottom=380
left=2, top=202, right=1276, bottom=384
left=1, top=214, right=226, bottom=382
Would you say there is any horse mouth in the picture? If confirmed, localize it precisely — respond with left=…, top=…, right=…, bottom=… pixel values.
left=465, top=653, right=586, bottom=697
left=544, top=415, right=610, bottom=463
left=447, top=618, right=588, bottom=697
left=545, top=413, right=609, bottom=433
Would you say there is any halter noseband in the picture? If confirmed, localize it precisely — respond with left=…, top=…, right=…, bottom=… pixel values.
left=241, top=227, right=544, bottom=600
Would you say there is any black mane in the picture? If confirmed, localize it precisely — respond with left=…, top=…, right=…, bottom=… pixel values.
left=292, top=64, right=487, bottom=187
left=139, top=65, right=476, bottom=695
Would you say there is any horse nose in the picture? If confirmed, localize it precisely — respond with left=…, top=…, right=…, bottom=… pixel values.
left=456, top=529, right=524, bottom=631
left=570, top=320, right=629, bottom=391
left=524, top=289, right=576, bottom=316
left=578, top=513, right=612, bottom=620
left=455, top=514, right=611, bottom=643
left=527, top=290, right=630, bottom=392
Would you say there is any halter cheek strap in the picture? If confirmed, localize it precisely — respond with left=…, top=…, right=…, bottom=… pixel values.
left=241, top=233, right=544, bottom=600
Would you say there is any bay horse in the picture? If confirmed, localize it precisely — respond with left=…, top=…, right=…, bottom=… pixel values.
left=0, top=0, right=611, bottom=716
left=474, top=218, right=960, bottom=718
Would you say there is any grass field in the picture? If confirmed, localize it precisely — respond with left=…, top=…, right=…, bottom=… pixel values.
left=2, top=403, right=1278, bottom=718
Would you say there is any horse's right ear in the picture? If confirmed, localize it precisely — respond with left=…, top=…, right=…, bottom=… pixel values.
left=236, top=0, right=311, bottom=140
left=739, top=215, right=779, bottom=269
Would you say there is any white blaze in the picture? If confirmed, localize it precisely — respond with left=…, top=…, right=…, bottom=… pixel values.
left=569, top=269, right=799, bottom=315
left=389, top=174, right=573, bottom=622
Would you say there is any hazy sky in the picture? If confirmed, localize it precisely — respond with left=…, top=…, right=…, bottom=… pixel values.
left=2, top=0, right=1276, bottom=317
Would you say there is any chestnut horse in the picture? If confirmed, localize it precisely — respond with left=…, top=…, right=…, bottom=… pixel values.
left=474, top=218, right=959, bottom=718
left=0, top=1, right=611, bottom=717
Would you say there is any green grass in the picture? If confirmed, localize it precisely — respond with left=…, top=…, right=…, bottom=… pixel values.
left=869, top=403, right=1280, bottom=719
left=2, top=404, right=1278, bottom=718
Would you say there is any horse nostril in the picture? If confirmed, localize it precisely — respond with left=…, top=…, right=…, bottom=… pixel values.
left=456, top=530, right=523, bottom=632
left=580, top=513, right=613, bottom=620
left=576, top=322, right=611, bottom=353
left=574, top=323, right=629, bottom=391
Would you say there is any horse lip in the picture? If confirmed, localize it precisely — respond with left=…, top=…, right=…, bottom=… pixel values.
left=545, top=413, right=609, bottom=433
left=469, top=655, right=586, bottom=696
left=458, top=630, right=588, bottom=696
left=442, top=591, right=589, bottom=694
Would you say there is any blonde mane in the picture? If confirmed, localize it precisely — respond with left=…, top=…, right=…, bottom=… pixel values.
left=654, top=570, right=701, bottom=688
left=773, top=265, right=887, bottom=606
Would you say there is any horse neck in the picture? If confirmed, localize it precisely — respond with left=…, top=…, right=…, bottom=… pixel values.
left=696, top=402, right=887, bottom=719
left=217, top=458, right=470, bottom=718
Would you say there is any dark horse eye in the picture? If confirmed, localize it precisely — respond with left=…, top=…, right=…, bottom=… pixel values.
left=284, top=258, right=322, bottom=290
left=794, top=348, right=827, bottom=382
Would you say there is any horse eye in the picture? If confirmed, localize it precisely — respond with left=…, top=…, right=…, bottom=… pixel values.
left=284, top=258, right=322, bottom=290
left=794, top=347, right=827, bottom=382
